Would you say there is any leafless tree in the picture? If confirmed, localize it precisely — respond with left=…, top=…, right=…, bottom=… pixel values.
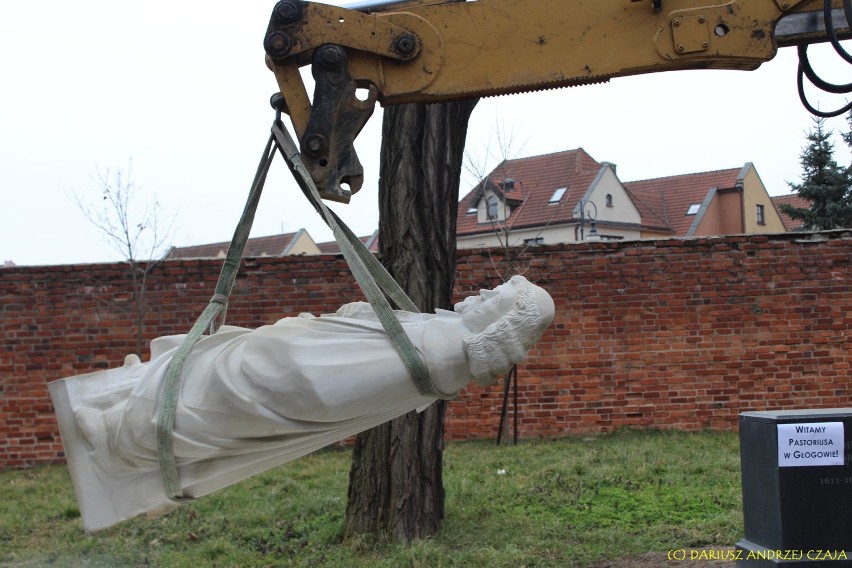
left=72, top=161, right=175, bottom=356
left=463, top=117, right=528, bottom=251
left=463, top=121, right=568, bottom=281
left=464, top=125, right=575, bottom=444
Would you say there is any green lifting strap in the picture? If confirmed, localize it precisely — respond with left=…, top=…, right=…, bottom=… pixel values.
left=156, top=120, right=452, bottom=502
left=271, top=121, right=454, bottom=401
left=156, top=133, right=276, bottom=502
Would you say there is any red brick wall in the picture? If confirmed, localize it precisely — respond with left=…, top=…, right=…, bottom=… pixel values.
left=447, top=232, right=852, bottom=439
left=1, top=232, right=850, bottom=467
left=0, top=257, right=357, bottom=468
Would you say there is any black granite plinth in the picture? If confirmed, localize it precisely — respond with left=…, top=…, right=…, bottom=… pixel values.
left=737, top=409, right=852, bottom=567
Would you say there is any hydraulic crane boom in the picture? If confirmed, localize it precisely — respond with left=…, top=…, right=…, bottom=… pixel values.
left=262, top=0, right=851, bottom=202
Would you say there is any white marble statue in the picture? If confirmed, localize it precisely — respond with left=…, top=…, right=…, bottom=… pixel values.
left=50, top=275, right=555, bottom=531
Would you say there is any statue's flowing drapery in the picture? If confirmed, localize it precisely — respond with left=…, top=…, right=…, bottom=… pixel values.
left=50, top=276, right=554, bottom=531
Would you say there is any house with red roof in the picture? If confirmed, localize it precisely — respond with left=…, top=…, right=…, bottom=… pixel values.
left=315, top=230, right=380, bottom=255
left=166, top=229, right=321, bottom=260
left=457, top=149, right=788, bottom=248
left=457, top=149, right=651, bottom=248
left=169, top=150, right=797, bottom=258
left=166, top=228, right=379, bottom=260
left=624, top=164, right=786, bottom=238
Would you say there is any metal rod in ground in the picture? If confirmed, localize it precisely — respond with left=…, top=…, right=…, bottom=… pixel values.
left=497, top=368, right=512, bottom=445
left=497, top=364, right=518, bottom=446
left=513, top=365, right=518, bottom=445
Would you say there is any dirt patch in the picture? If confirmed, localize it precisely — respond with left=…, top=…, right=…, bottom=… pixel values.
left=590, top=548, right=738, bottom=568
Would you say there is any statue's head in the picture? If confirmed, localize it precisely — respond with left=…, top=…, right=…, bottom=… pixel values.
left=455, top=275, right=555, bottom=386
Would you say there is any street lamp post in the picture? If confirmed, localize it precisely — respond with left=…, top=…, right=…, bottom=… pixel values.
left=578, top=199, right=599, bottom=241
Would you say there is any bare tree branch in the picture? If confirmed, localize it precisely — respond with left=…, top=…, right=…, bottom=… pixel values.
left=70, top=160, right=176, bottom=357
left=463, top=119, right=570, bottom=280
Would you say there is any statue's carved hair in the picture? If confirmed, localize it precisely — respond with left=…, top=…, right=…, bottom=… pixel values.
left=462, top=277, right=549, bottom=386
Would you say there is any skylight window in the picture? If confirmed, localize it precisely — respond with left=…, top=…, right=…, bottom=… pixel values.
left=467, top=206, right=477, bottom=215
left=686, top=203, right=701, bottom=215
left=549, top=187, right=567, bottom=203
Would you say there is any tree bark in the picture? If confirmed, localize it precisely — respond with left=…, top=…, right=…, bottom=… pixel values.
left=343, top=98, right=478, bottom=541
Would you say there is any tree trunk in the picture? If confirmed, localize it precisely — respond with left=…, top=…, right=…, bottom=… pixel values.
left=343, top=98, right=478, bottom=541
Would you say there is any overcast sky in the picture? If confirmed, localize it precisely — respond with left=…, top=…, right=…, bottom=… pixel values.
left=3, top=1, right=852, bottom=266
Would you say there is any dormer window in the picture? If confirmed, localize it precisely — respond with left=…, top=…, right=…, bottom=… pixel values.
left=486, top=195, right=500, bottom=219
left=549, top=187, right=567, bottom=203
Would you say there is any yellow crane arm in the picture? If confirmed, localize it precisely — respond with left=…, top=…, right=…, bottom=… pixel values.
left=262, top=0, right=850, bottom=202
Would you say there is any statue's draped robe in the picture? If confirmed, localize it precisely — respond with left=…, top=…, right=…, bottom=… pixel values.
left=50, top=304, right=470, bottom=531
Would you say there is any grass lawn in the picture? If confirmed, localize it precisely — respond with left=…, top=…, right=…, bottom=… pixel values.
left=0, top=430, right=742, bottom=567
